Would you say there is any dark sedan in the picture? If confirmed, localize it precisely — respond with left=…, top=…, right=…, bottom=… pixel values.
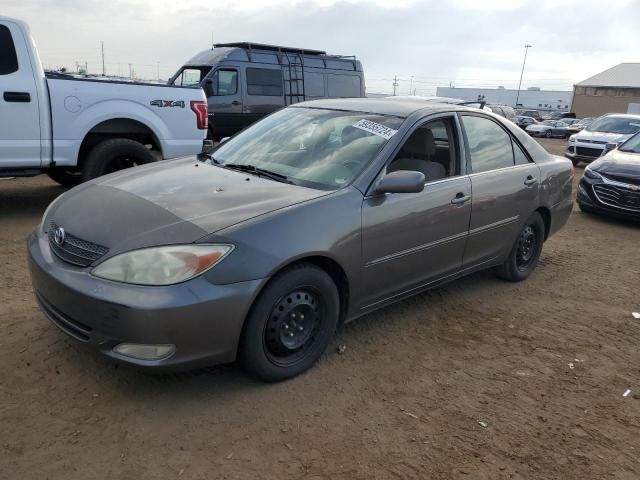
left=28, top=99, right=574, bottom=381
left=578, top=131, right=640, bottom=219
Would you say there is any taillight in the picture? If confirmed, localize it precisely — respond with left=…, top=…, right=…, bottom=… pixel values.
left=190, top=101, right=208, bottom=130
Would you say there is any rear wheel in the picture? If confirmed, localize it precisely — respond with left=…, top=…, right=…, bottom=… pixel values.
left=47, top=167, right=82, bottom=187
left=82, top=138, right=156, bottom=181
left=545, top=130, right=552, bottom=138
left=239, top=263, right=340, bottom=382
left=495, top=212, right=545, bottom=282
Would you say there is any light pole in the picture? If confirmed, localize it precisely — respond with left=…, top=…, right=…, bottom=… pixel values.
left=515, top=44, right=532, bottom=108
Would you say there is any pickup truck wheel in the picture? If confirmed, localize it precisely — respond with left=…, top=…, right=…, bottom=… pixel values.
left=239, top=263, right=340, bottom=382
left=47, top=168, right=82, bottom=187
left=82, top=138, right=156, bottom=181
left=495, top=212, right=545, bottom=282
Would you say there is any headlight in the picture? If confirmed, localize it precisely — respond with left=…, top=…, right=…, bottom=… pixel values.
left=92, top=244, right=233, bottom=285
left=569, top=135, right=576, bottom=142
left=584, top=166, right=603, bottom=180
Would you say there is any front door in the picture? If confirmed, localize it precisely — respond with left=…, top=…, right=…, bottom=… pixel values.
left=360, top=115, right=472, bottom=309
left=459, top=114, right=541, bottom=267
left=0, top=21, right=42, bottom=169
left=206, top=68, right=243, bottom=137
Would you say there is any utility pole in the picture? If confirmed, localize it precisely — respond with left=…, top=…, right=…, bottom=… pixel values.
left=392, top=75, right=399, bottom=96
left=101, top=41, right=105, bottom=76
left=515, top=44, right=532, bottom=107
left=128, top=63, right=133, bottom=79
left=157, top=61, right=160, bottom=82
left=409, top=76, right=414, bottom=95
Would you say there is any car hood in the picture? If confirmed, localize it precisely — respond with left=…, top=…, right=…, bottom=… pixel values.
left=574, top=130, right=633, bottom=143
left=590, top=150, right=640, bottom=181
left=48, top=158, right=330, bottom=257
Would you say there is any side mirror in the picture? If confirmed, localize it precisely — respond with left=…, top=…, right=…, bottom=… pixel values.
left=376, top=170, right=426, bottom=194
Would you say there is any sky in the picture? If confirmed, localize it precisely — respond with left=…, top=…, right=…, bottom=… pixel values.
left=2, top=0, right=639, bottom=95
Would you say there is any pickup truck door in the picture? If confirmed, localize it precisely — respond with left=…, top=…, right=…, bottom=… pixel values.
left=0, top=21, right=42, bottom=169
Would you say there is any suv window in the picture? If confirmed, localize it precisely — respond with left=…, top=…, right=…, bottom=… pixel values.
left=214, top=69, right=237, bottom=96
left=246, top=68, right=283, bottom=96
left=387, top=118, right=457, bottom=182
left=461, top=115, right=515, bottom=173
left=0, top=25, right=19, bottom=75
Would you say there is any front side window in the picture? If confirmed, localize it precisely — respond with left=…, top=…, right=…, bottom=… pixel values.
left=461, top=115, right=515, bottom=173
left=172, top=67, right=211, bottom=87
left=214, top=69, right=237, bottom=96
left=387, top=119, right=457, bottom=182
left=0, top=25, right=19, bottom=75
left=246, top=68, right=283, bottom=96
left=212, top=107, right=403, bottom=190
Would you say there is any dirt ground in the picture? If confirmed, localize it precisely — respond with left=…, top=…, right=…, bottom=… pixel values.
left=1, top=138, right=639, bottom=480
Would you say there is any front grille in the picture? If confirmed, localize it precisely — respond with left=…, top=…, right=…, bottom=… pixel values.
left=576, top=146, right=603, bottom=158
left=48, top=222, right=108, bottom=267
left=577, top=139, right=608, bottom=145
left=593, top=184, right=640, bottom=212
left=36, top=293, right=92, bottom=342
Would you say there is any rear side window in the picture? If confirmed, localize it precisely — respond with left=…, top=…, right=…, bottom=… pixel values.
left=461, top=115, right=515, bottom=173
left=246, top=68, right=282, bottom=96
left=513, top=140, right=530, bottom=165
left=0, top=25, right=19, bottom=75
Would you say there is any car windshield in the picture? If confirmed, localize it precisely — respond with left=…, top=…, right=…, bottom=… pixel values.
left=540, top=120, right=556, bottom=126
left=618, top=132, right=640, bottom=154
left=210, top=107, right=404, bottom=190
left=586, top=116, right=640, bottom=135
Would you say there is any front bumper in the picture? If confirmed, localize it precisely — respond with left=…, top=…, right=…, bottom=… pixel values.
left=565, top=143, right=605, bottom=163
left=577, top=176, right=640, bottom=220
left=28, top=231, right=265, bottom=370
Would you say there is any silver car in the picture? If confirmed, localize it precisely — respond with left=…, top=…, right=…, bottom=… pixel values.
left=28, top=99, right=574, bottom=381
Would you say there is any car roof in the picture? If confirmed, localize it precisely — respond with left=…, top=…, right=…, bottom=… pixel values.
left=293, top=98, right=474, bottom=118
left=601, top=113, right=640, bottom=119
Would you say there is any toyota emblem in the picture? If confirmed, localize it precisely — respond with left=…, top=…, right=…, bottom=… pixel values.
left=54, top=227, right=66, bottom=246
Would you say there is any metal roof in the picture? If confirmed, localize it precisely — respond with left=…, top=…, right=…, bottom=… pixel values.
left=576, top=63, right=640, bottom=88
left=293, top=98, right=474, bottom=118
left=213, top=42, right=327, bottom=56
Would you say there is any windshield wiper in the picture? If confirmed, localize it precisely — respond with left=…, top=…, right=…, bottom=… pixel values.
left=224, top=163, right=293, bottom=184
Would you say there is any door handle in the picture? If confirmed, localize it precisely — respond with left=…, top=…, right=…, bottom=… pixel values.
left=524, top=175, right=538, bottom=186
left=451, top=193, right=470, bottom=205
left=231, top=100, right=241, bottom=106
left=3, top=91, right=31, bottom=103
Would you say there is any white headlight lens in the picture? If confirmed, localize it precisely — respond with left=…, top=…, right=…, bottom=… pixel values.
left=92, top=244, right=233, bottom=285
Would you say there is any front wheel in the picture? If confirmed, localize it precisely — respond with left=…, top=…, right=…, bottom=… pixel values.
left=47, top=167, right=82, bottom=187
left=495, top=212, right=545, bottom=282
left=239, top=263, right=340, bottom=382
left=545, top=130, right=552, bottom=138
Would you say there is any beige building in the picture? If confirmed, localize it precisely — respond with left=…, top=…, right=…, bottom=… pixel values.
left=571, top=63, right=640, bottom=118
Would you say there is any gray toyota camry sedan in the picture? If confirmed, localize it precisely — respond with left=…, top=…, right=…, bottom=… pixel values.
left=28, top=98, right=573, bottom=381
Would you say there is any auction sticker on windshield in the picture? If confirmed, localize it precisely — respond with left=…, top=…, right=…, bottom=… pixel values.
left=353, top=119, right=398, bottom=140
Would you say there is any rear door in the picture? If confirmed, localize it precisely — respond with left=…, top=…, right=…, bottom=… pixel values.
left=360, top=114, right=472, bottom=308
left=459, top=114, right=541, bottom=267
left=0, top=21, right=41, bottom=168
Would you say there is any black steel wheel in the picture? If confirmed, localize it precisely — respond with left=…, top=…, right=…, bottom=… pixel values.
left=239, top=263, right=340, bottom=382
left=495, top=211, right=545, bottom=282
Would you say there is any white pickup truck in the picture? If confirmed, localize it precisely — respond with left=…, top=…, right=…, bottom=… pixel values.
left=0, top=17, right=208, bottom=186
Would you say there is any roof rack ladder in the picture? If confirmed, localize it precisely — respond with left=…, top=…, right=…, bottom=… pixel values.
left=284, top=52, right=306, bottom=106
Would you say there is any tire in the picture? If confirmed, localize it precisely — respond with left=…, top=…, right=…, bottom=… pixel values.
left=571, top=158, right=581, bottom=167
left=545, top=130, right=552, bottom=138
left=82, top=138, right=156, bottom=181
left=239, top=263, right=340, bottom=382
left=47, top=167, right=82, bottom=187
left=495, top=212, right=545, bottom=282
left=578, top=202, right=594, bottom=214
